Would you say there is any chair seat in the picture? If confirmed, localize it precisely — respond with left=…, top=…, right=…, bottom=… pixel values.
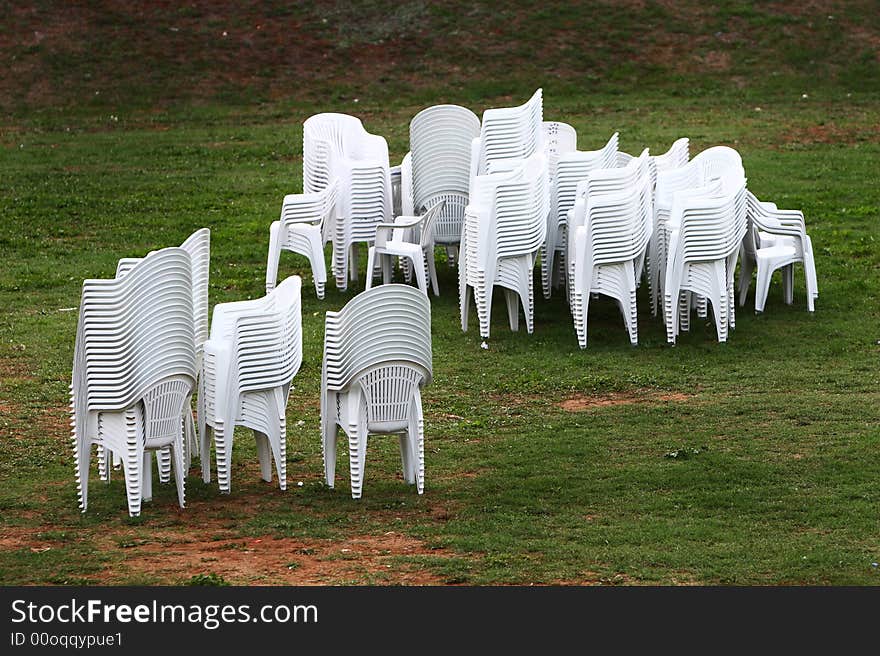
left=756, top=244, right=797, bottom=260
left=375, top=241, right=423, bottom=258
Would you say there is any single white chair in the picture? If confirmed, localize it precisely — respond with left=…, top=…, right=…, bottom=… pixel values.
left=303, top=113, right=392, bottom=291
left=365, top=200, right=446, bottom=296
left=71, top=247, right=196, bottom=517
left=266, top=180, right=338, bottom=299
left=199, top=276, right=303, bottom=494
left=738, top=190, right=818, bottom=313
left=321, top=284, right=433, bottom=499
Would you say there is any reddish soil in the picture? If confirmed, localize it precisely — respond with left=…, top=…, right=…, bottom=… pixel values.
left=557, top=391, right=691, bottom=412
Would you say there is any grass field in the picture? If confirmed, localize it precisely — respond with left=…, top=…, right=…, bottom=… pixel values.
left=1, top=1, right=879, bottom=585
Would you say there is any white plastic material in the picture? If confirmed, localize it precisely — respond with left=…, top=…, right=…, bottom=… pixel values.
left=266, top=180, right=338, bottom=299
left=399, top=105, right=480, bottom=262
left=738, top=191, right=818, bottom=313
left=113, top=229, right=210, bottom=477
left=545, top=132, right=619, bottom=302
left=366, top=200, right=446, bottom=296
left=321, top=284, right=432, bottom=499
left=469, top=89, right=543, bottom=194
left=459, top=152, right=550, bottom=339
left=653, top=145, right=743, bottom=324
left=538, top=121, right=578, bottom=299
left=644, top=138, right=689, bottom=315
left=303, top=113, right=392, bottom=291
left=662, top=174, right=748, bottom=344
left=199, top=276, right=303, bottom=494
left=70, top=247, right=196, bottom=517
left=569, top=150, right=653, bottom=347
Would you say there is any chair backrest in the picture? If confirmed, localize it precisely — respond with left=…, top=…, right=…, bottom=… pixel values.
left=419, top=200, right=447, bottom=248
left=208, top=276, right=303, bottom=395
left=280, top=179, right=338, bottom=225
left=410, top=104, right=480, bottom=244
left=475, top=88, right=543, bottom=177
left=303, top=113, right=378, bottom=192
left=542, top=121, right=577, bottom=180
left=553, top=132, right=619, bottom=229
left=323, top=284, right=432, bottom=393
left=75, top=247, right=196, bottom=413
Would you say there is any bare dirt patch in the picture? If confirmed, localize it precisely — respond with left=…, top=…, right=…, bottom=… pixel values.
left=98, top=530, right=447, bottom=585
left=557, top=391, right=691, bottom=412
left=779, top=123, right=880, bottom=146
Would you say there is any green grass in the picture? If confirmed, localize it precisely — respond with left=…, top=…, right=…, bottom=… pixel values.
left=0, top=2, right=879, bottom=585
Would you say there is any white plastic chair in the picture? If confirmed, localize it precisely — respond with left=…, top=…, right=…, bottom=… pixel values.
left=321, top=284, right=432, bottom=499
left=738, top=191, right=818, bottom=313
left=70, top=247, right=196, bottom=517
left=366, top=200, right=446, bottom=296
left=266, top=180, right=338, bottom=299
left=303, top=113, right=392, bottom=291
left=199, top=276, right=303, bottom=494
left=460, top=152, right=549, bottom=339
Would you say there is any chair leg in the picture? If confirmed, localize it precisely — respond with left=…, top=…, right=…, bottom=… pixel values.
left=426, top=247, right=440, bottom=296
left=122, top=410, right=143, bottom=517
left=266, top=221, right=282, bottom=293
left=399, top=433, right=414, bottom=485
left=142, top=451, right=153, bottom=502
left=784, top=264, right=794, bottom=305
left=254, top=430, right=273, bottom=483
left=505, top=288, right=520, bottom=332
left=157, top=446, right=171, bottom=484
left=755, top=259, right=772, bottom=313
left=213, top=420, right=232, bottom=494
left=382, top=252, right=393, bottom=285
left=411, top=255, right=428, bottom=295
left=348, top=421, right=365, bottom=500
left=171, top=439, right=186, bottom=509
left=349, top=243, right=359, bottom=283
left=200, top=424, right=213, bottom=483
left=365, top=247, right=376, bottom=290
left=738, top=255, right=754, bottom=307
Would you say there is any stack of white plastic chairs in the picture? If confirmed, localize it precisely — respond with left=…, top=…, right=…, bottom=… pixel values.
left=550, top=132, right=620, bottom=304
left=569, top=150, right=653, bottom=347
left=70, top=248, right=196, bottom=517
left=738, top=191, right=818, bottom=313
left=265, top=180, right=338, bottom=299
left=321, top=284, right=432, bottom=499
left=459, top=152, right=549, bottom=339
left=653, top=146, right=741, bottom=321
left=469, top=88, right=544, bottom=190
left=104, top=229, right=209, bottom=485
left=644, top=138, right=689, bottom=315
left=398, top=104, right=481, bottom=268
left=663, top=166, right=747, bottom=344
left=303, top=113, right=392, bottom=291
left=539, top=121, right=578, bottom=299
left=199, top=276, right=303, bottom=494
